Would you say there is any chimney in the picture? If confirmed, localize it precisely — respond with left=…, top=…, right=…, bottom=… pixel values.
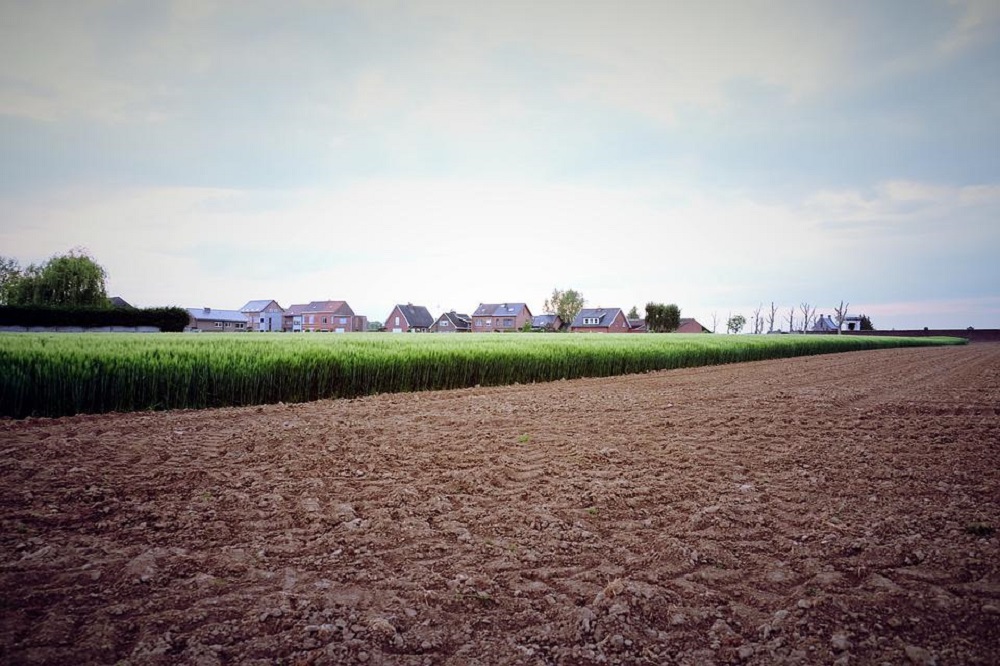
left=204, top=307, right=211, bottom=314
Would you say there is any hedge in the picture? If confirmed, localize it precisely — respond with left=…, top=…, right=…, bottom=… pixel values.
left=0, top=305, right=190, bottom=332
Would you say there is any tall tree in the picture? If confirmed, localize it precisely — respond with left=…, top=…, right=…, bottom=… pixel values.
left=799, top=302, right=816, bottom=332
left=0, top=256, right=21, bottom=305
left=710, top=311, right=719, bottom=334
left=3, top=250, right=109, bottom=307
left=727, top=313, right=746, bottom=335
left=766, top=302, right=778, bottom=333
left=786, top=307, right=796, bottom=333
left=860, top=314, right=874, bottom=331
left=751, top=303, right=764, bottom=334
left=645, top=302, right=681, bottom=332
left=833, top=300, right=850, bottom=335
left=543, top=288, right=585, bottom=326
left=627, top=305, right=640, bottom=320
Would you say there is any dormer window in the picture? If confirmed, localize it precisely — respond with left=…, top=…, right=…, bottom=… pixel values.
left=583, top=317, right=600, bottom=325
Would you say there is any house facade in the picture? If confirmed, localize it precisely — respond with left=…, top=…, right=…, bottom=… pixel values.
left=240, top=299, right=285, bottom=332
left=841, top=315, right=863, bottom=332
left=185, top=307, right=248, bottom=332
left=299, top=300, right=357, bottom=332
left=472, top=303, right=533, bottom=332
left=430, top=311, right=472, bottom=333
left=570, top=308, right=631, bottom=333
left=386, top=304, right=435, bottom=333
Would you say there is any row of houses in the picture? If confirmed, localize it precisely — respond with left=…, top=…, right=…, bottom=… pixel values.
left=185, top=300, right=711, bottom=334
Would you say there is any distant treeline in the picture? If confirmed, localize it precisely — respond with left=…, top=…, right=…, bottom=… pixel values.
left=0, top=305, right=190, bottom=332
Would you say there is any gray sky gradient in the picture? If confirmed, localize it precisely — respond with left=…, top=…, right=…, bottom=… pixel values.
left=2, top=0, right=998, bottom=329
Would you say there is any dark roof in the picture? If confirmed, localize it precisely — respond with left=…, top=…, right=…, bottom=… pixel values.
left=303, top=300, right=354, bottom=316
left=532, top=314, right=561, bottom=328
left=284, top=303, right=310, bottom=316
left=812, top=315, right=838, bottom=332
left=572, top=308, right=625, bottom=328
left=438, top=311, right=472, bottom=329
left=628, top=318, right=647, bottom=330
left=109, top=296, right=133, bottom=308
left=393, top=304, right=435, bottom=328
left=473, top=303, right=531, bottom=317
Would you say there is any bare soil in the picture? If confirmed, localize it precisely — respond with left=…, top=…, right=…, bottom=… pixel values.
left=2, top=344, right=998, bottom=665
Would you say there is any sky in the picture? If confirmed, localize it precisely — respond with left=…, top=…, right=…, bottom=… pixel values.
left=1, top=0, right=998, bottom=331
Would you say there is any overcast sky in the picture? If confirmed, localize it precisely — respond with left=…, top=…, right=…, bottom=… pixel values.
left=2, top=0, right=998, bottom=330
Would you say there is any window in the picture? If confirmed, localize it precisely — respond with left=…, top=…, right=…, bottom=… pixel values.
left=214, top=321, right=222, bottom=328
left=340, top=318, right=347, bottom=324
left=225, top=322, right=232, bottom=328
left=321, top=317, right=327, bottom=324
left=485, top=319, right=492, bottom=326
left=441, top=319, right=449, bottom=327
left=584, top=317, right=600, bottom=325
left=260, top=317, right=265, bottom=323
left=476, top=319, right=482, bottom=327
left=395, top=316, right=400, bottom=326
left=504, top=318, right=513, bottom=327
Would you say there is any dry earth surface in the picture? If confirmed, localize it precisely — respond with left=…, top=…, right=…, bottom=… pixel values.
left=1, top=344, right=998, bottom=665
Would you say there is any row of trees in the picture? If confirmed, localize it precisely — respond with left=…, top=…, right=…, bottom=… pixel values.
left=712, top=301, right=874, bottom=334
left=0, top=250, right=109, bottom=307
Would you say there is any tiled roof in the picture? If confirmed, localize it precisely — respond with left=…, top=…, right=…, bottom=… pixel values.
left=439, top=311, right=472, bottom=329
left=572, top=308, right=624, bottom=328
left=394, top=304, right=435, bottom=328
left=473, top=303, right=530, bottom=317
left=186, top=307, right=247, bottom=323
left=303, top=300, right=354, bottom=316
left=240, top=299, right=283, bottom=313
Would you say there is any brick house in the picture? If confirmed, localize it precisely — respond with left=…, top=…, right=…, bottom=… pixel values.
left=298, top=300, right=357, bottom=332
left=531, top=314, right=563, bottom=332
left=185, top=307, right=248, bottom=332
left=570, top=308, right=631, bottom=333
left=386, top=304, right=435, bottom=333
left=430, top=311, right=472, bottom=333
left=240, top=299, right=285, bottom=332
left=472, top=303, right=533, bottom=332
left=627, top=318, right=648, bottom=333
left=676, top=318, right=710, bottom=333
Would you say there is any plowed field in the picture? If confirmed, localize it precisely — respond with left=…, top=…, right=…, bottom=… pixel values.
left=2, top=344, right=998, bottom=665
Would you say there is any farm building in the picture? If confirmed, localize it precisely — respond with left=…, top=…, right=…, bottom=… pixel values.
left=430, top=311, right=472, bottom=333
left=185, top=307, right=247, bottom=332
left=472, top=303, right=533, bottom=332
left=387, top=304, right=435, bottom=333
left=841, top=315, right=864, bottom=332
left=812, top=315, right=839, bottom=333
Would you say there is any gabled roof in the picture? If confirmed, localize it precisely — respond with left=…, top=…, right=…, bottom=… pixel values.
left=437, top=311, right=472, bottom=329
left=109, top=296, right=133, bottom=308
left=186, top=307, right=247, bottom=323
left=302, top=300, right=354, bottom=316
left=572, top=308, right=625, bottom=328
left=532, top=314, right=561, bottom=328
left=392, top=304, right=435, bottom=328
left=628, top=318, right=647, bottom=331
left=284, top=303, right=310, bottom=316
left=812, top=315, right=838, bottom=332
left=240, top=299, right=283, bottom=313
left=473, top=303, right=531, bottom=317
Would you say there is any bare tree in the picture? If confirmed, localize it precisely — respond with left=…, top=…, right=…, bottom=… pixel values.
left=752, top=303, right=764, bottom=334
left=766, top=301, right=778, bottom=333
left=786, top=307, right=796, bottom=333
left=799, top=302, right=816, bottom=333
left=710, top=311, right=718, bottom=334
left=833, top=300, right=850, bottom=335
